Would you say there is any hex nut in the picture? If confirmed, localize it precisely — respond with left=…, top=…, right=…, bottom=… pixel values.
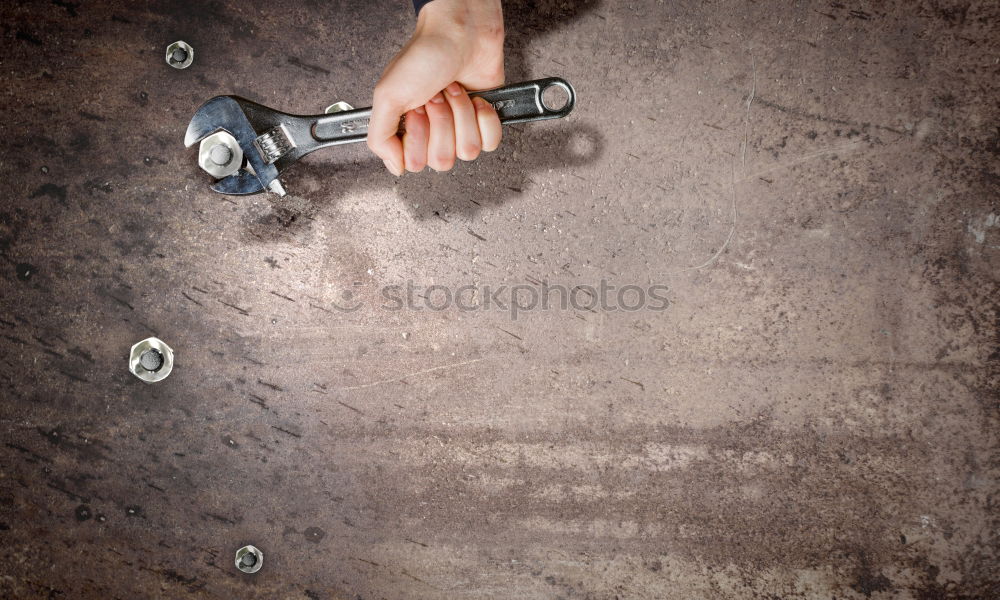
left=324, top=101, right=354, bottom=114
left=166, top=41, right=194, bottom=69
left=235, top=545, right=263, bottom=574
left=198, top=131, right=243, bottom=179
left=129, top=337, right=174, bottom=383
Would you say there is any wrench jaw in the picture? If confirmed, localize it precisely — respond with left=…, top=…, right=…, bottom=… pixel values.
left=210, top=170, right=266, bottom=195
left=184, top=96, right=237, bottom=148
left=186, top=96, right=284, bottom=196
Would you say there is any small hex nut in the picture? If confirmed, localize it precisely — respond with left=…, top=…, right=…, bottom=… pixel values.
left=198, top=131, right=243, bottom=179
left=235, top=545, right=263, bottom=574
left=324, top=101, right=354, bottom=114
left=129, top=337, right=174, bottom=383
left=166, top=41, right=194, bottom=69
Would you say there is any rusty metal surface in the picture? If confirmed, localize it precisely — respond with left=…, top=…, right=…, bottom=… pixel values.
left=1, top=0, right=998, bottom=598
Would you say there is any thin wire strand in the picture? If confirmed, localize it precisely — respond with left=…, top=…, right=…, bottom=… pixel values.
left=670, top=53, right=754, bottom=274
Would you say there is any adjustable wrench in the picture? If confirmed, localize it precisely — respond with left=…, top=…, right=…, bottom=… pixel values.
left=184, top=77, right=576, bottom=196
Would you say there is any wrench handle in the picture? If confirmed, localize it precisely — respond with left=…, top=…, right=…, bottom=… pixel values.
left=310, top=77, right=575, bottom=146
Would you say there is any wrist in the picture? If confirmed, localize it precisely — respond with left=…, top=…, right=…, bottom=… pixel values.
left=416, top=0, right=503, bottom=45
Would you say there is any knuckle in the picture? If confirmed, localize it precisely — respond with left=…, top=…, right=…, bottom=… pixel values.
left=366, top=137, right=387, bottom=157
left=427, top=105, right=452, bottom=120
left=403, top=147, right=425, bottom=167
left=371, top=82, right=391, bottom=100
left=430, top=155, right=455, bottom=171
left=479, top=23, right=504, bottom=45
left=485, top=63, right=504, bottom=84
left=458, top=144, right=481, bottom=161
left=372, top=86, right=403, bottom=111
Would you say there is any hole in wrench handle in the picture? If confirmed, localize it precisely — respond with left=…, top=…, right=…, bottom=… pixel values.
left=310, top=77, right=576, bottom=145
left=470, top=77, right=576, bottom=124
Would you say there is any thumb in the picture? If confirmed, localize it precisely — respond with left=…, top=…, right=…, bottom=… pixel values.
left=367, top=90, right=405, bottom=176
left=367, top=77, right=409, bottom=176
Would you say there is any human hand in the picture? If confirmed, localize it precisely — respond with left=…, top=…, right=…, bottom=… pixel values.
left=367, top=0, right=505, bottom=175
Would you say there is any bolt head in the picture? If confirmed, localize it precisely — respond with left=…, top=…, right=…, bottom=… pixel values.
left=209, top=144, right=233, bottom=166
left=129, top=337, right=174, bottom=383
left=198, top=131, right=243, bottom=179
left=139, top=348, right=164, bottom=371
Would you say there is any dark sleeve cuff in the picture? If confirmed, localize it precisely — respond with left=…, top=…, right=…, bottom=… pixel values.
left=413, top=0, right=434, bottom=15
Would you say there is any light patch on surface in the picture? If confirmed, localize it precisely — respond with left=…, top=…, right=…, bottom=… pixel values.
left=967, top=212, right=998, bottom=245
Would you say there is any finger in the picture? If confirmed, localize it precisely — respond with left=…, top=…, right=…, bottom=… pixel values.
left=402, top=107, right=429, bottom=173
left=425, top=92, right=456, bottom=172
left=443, top=83, right=482, bottom=162
left=473, top=97, right=502, bottom=152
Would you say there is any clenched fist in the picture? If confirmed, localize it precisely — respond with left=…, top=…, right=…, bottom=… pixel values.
left=367, top=0, right=505, bottom=175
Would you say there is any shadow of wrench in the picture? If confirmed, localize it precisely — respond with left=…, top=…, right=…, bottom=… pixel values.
left=184, top=77, right=576, bottom=197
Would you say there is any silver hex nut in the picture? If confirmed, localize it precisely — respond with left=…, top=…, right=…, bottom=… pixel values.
left=235, top=545, right=263, bottom=574
left=324, top=101, right=354, bottom=114
left=198, top=131, right=243, bottom=179
left=166, top=41, right=194, bottom=69
left=129, top=337, right=174, bottom=383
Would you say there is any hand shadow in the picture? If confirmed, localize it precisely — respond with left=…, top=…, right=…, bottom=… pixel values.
left=396, top=123, right=604, bottom=219
left=503, top=0, right=602, bottom=82
left=247, top=123, right=603, bottom=242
